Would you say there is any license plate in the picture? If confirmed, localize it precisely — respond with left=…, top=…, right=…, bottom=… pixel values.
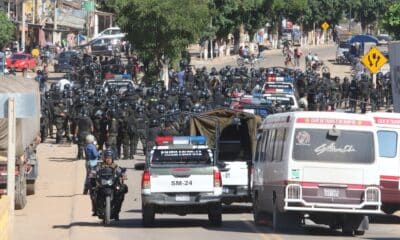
left=323, top=188, right=340, bottom=198
left=175, top=194, right=190, bottom=202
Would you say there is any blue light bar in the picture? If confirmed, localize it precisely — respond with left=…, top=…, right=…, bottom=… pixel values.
left=173, top=136, right=207, bottom=145
left=122, top=74, right=131, bottom=79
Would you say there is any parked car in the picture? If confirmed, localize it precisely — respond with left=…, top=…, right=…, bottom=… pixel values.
left=92, top=27, right=125, bottom=40
left=6, top=54, right=37, bottom=72
left=376, top=34, right=392, bottom=46
left=54, top=51, right=79, bottom=73
left=85, top=36, right=123, bottom=56
left=336, top=41, right=351, bottom=63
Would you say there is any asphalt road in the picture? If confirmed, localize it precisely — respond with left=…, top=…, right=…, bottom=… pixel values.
left=13, top=139, right=400, bottom=240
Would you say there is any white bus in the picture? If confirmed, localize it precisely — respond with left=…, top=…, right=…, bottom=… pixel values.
left=369, top=112, right=400, bottom=214
left=252, top=112, right=381, bottom=235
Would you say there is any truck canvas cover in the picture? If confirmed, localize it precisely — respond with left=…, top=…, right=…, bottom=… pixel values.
left=189, top=109, right=260, bottom=159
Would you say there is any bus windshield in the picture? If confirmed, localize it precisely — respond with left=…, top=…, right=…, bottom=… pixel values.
left=292, top=129, right=374, bottom=164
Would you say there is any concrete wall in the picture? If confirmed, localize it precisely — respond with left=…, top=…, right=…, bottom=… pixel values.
left=0, top=196, right=10, bottom=240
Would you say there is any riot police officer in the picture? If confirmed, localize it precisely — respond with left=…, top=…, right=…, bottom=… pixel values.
left=133, top=107, right=148, bottom=155
left=75, top=109, right=94, bottom=159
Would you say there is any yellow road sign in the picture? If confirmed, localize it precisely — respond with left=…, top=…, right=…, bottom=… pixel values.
left=361, top=47, right=388, bottom=74
left=31, top=48, right=39, bottom=57
left=321, top=22, right=329, bottom=30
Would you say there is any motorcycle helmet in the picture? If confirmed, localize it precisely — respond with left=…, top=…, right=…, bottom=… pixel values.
left=103, top=149, right=114, bottom=159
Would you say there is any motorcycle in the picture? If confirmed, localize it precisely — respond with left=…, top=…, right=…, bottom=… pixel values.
left=236, top=56, right=262, bottom=67
left=90, top=167, right=126, bottom=225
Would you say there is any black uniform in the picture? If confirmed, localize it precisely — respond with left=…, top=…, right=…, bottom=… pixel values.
left=76, top=114, right=94, bottom=159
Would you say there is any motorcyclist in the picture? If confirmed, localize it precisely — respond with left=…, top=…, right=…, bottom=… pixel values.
left=90, top=149, right=127, bottom=220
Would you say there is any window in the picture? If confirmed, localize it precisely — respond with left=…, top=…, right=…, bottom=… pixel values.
left=254, top=134, right=262, bottom=163
left=377, top=131, right=397, bottom=158
left=111, top=29, right=121, bottom=34
left=151, top=149, right=212, bottom=165
left=266, top=129, right=276, bottom=162
left=273, top=128, right=287, bottom=162
left=292, top=129, right=375, bottom=164
left=260, top=130, right=269, bottom=162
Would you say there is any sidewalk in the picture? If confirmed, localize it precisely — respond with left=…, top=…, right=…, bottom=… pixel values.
left=190, top=43, right=336, bottom=67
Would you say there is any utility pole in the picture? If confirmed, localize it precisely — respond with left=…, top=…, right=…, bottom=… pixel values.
left=7, top=0, right=11, bottom=19
left=21, top=0, right=25, bottom=52
left=53, top=0, right=58, bottom=44
left=7, top=97, right=16, bottom=214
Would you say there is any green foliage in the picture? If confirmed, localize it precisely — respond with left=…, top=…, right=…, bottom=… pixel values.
left=300, top=0, right=344, bottom=31
left=0, top=12, right=15, bottom=49
left=116, top=0, right=210, bottom=75
left=210, top=0, right=271, bottom=40
left=382, top=2, right=400, bottom=39
left=347, top=0, right=390, bottom=32
left=271, top=0, right=308, bottom=24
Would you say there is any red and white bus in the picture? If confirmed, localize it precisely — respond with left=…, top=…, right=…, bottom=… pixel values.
left=370, top=112, right=400, bottom=214
left=253, top=112, right=381, bottom=234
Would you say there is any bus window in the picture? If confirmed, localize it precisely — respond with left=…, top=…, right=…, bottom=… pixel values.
left=260, top=130, right=269, bottom=162
left=377, top=131, right=397, bottom=158
left=273, top=128, right=285, bottom=161
left=292, top=129, right=374, bottom=164
left=266, top=129, right=276, bottom=162
left=254, top=134, right=262, bottom=162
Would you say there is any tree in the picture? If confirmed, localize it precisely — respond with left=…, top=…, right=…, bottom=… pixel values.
left=300, top=0, right=345, bottom=32
left=0, top=12, right=15, bottom=49
left=382, top=2, right=400, bottom=39
left=116, top=0, right=210, bottom=87
left=348, top=0, right=390, bottom=33
left=208, top=0, right=272, bottom=52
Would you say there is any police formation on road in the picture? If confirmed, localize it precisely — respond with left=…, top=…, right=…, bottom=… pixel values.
left=40, top=59, right=393, bottom=159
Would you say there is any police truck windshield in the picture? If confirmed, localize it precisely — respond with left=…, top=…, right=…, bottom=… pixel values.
left=151, top=149, right=212, bottom=165
left=292, top=129, right=374, bottom=164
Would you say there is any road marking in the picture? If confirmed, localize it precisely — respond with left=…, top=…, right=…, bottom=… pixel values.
left=242, top=219, right=284, bottom=240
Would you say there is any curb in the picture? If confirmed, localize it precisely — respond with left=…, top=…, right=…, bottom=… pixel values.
left=0, top=196, right=10, bottom=240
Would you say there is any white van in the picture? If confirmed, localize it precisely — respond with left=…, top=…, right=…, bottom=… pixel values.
left=253, top=112, right=381, bottom=234
left=369, top=112, right=400, bottom=214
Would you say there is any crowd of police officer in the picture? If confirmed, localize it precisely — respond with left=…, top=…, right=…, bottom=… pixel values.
left=39, top=53, right=393, bottom=159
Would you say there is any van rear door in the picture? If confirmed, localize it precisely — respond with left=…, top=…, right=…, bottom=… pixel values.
left=291, top=128, right=376, bottom=203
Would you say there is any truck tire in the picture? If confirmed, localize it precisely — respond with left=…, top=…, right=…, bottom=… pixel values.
left=103, top=195, right=111, bottom=225
left=142, top=204, right=155, bottom=227
left=272, top=201, right=301, bottom=232
left=208, top=203, right=222, bottom=227
left=27, top=180, right=35, bottom=195
left=15, top=171, right=27, bottom=210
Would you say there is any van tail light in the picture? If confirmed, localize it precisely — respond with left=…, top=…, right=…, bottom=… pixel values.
left=214, top=169, right=222, bottom=187
left=142, top=170, right=151, bottom=189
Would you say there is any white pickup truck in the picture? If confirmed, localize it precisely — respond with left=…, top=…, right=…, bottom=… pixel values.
left=141, top=136, right=223, bottom=227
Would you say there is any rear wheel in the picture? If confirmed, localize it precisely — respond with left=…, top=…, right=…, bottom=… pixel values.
left=208, top=203, right=222, bottom=226
left=103, top=195, right=111, bottom=225
left=142, top=204, right=155, bottom=227
left=22, top=68, right=28, bottom=77
left=382, top=205, right=397, bottom=215
left=354, top=230, right=365, bottom=236
left=272, top=201, right=301, bottom=232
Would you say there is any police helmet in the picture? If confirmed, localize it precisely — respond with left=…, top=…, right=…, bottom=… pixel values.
left=103, top=149, right=113, bottom=159
left=150, top=119, right=159, bottom=127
